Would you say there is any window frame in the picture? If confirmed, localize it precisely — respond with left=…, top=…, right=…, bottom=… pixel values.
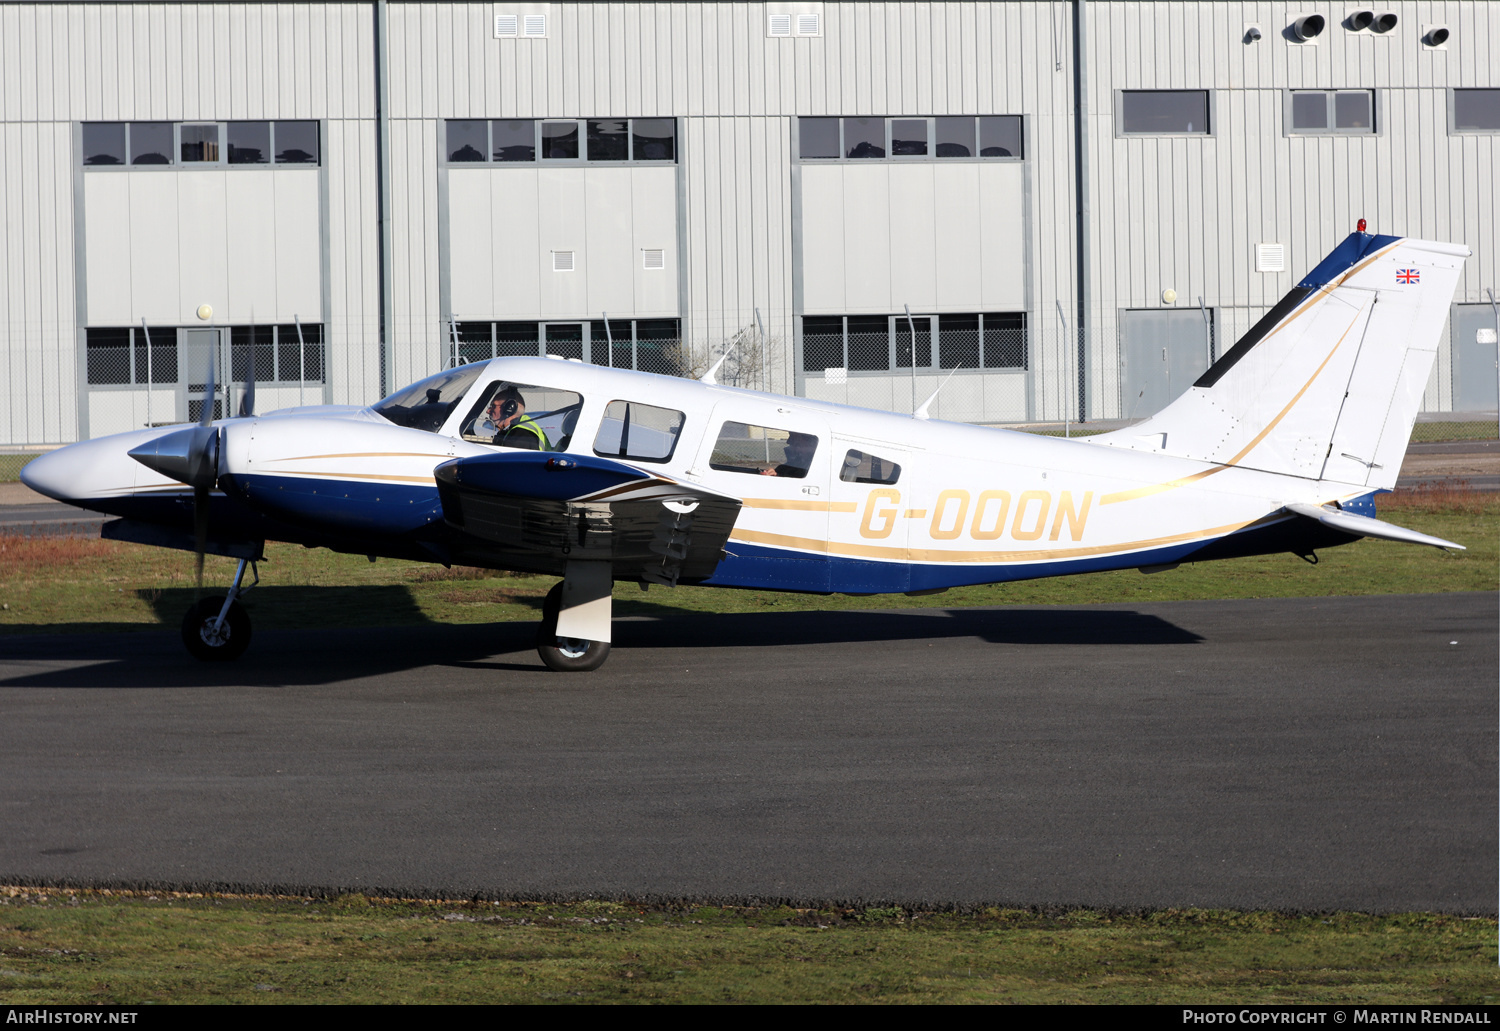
left=800, top=313, right=1029, bottom=375
left=441, top=117, right=679, bottom=166
left=1114, top=90, right=1215, bottom=137
left=591, top=399, right=687, bottom=464
left=1450, top=88, right=1500, bottom=134
left=795, top=115, right=1024, bottom=163
left=1284, top=89, right=1379, bottom=136
left=80, top=120, right=323, bottom=170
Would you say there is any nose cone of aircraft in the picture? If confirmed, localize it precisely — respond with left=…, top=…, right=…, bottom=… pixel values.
left=17, top=447, right=73, bottom=502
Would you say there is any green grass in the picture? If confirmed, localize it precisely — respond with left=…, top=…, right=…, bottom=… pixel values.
left=0, top=889, right=1494, bottom=1005
left=1410, top=420, right=1499, bottom=443
left=1, top=497, right=1494, bottom=634
left=0, top=454, right=39, bottom=483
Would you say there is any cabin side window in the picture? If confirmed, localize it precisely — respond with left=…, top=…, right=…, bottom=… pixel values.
left=592, top=401, right=686, bottom=463
left=709, top=422, right=819, bottom=479
left=457, top=381, right=583, bottom=451
left=840, top=449, right=901, bottom=485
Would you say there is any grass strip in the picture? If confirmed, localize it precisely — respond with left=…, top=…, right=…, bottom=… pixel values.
left=0, top=888, right=1495, bottom=1005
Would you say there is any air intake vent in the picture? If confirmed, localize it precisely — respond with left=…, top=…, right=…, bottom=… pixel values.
left=494, top=14, right=519, bottom=37
left=767, top=14, right=792, bottom=37
left=1255, top=243, right=1286, bottom=273
left=797, top=13, right=821, bottom=36
left=523, top=14, right=547, bottom=37
left=553, top=250, right=575, bottom=272
left=642, top=248, right=665, bottom=270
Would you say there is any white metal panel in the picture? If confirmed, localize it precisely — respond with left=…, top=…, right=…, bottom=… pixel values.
left=978, top=162, right=1026, bottom=310
left=272, top=170, right=322, bottom=322
left=447, top=168, right=496, bottom=315
left=127, top=173, right=181, bottom=322
left=224, top=169, right=278, bottom=323
left=537, top=166, right=587, bottom=316
left=841, top=165, right=892, bottom=312
left=887, top=162, right=937, bottom=310
left=176, top=171, right=230, bottom=324
left=583, top=170, right=635, bottom=316
left=82, top=174, right=135, bottom=326
left=933, top=162, right=983, bottom=309
left=630, top=165, right=678, bottom=316
left=491, top=170, right=543, bottom=318
left=800, top=164, right=847, bottom=313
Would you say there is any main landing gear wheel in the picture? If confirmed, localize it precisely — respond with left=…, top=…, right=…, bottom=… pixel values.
left=181, top=596, right=252, bottom=662
left=535, top=582, right=610, bottom=673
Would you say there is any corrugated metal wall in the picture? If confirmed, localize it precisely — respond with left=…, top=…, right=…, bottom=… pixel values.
left=384, top=1, right=1079, bottom=400
left=0, top=2, right=381, bottom=444
left=1085, top=0, right=1500, bottom=417
left=2, top=2, right=1494, bottom=442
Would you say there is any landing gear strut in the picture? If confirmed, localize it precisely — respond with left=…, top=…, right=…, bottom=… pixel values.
left=181, top=558, right=257, bottom=662
left=535, top=564, right=612, bottom=672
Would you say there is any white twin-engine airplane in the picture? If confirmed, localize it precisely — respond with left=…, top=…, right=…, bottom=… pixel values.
left=24, top=229, right=1468, bottom=672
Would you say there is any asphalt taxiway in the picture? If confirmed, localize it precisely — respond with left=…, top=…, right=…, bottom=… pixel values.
left=0, top=592, right=1492, bottom=913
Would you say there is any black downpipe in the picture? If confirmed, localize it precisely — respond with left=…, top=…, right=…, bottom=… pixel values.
left=1071, top=1, right=1090, bottom=424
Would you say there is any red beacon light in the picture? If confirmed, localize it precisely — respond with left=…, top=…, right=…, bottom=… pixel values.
left=1357, top=218, right=1368, bottom=233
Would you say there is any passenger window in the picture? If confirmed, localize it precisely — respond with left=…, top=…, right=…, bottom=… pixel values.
left=593, top=400, right=685, bottom=463
left=710, top=422, right=819, bottom=479
left=840, top=449, right=901, bottom=485
left=458, top=381, right=582, bottom=452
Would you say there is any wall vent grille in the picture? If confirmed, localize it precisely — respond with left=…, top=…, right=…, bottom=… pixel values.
left=494, top=14, right=519, bottom=37
left=642, top=248, right=665, bottom=270
left=523, top=14, right=547, bottom=37
left=1255, top=243, right=1286, bottom=273
left=767, top=14, right=792, bottom=37
left=553, top=250, right=575, bottom=272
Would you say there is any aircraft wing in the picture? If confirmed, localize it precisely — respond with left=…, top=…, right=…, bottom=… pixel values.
left=434, top=452, right=742, bottom=585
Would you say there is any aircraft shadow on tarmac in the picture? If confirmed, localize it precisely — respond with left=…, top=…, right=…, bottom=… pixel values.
left=0, top=606, right=1202, bottom=689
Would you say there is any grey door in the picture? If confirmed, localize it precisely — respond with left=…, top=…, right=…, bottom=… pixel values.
left=1452, top=304, right=1499, bottom=412
left=181, top=328, right=230, bottom=423
left=1119, top=308, right=1215, bottom=420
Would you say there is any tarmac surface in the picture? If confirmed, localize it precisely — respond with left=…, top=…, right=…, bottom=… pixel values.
left=0, top=592, right=1493, bottom=913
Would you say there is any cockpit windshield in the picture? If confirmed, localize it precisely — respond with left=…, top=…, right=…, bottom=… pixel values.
left=373, top=365, right=489, bottom=432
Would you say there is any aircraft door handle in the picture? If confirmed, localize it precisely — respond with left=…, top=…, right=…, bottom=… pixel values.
left=802, top=486, right=820, bottom=496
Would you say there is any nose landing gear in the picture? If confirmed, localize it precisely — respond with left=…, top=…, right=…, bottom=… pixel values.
left=181, top=558, right=257, bottom=661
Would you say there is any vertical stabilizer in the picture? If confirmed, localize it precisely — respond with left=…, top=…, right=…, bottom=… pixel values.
left=1090, top=233, right=1469, bottom=489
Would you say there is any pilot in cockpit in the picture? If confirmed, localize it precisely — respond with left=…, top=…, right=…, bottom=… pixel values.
left=478, top=386, right=550, bottom=451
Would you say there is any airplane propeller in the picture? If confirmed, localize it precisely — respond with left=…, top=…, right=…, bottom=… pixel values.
left=126, top=333, right=243, bottom=588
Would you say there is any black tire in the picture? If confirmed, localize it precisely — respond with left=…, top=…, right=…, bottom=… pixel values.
left=181, top=596, right=252, bottom=662
left=535, top=582, right=611, bottom=672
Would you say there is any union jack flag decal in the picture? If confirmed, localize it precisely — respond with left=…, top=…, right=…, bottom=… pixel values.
left=1396, top=268, right=1420, bottom=284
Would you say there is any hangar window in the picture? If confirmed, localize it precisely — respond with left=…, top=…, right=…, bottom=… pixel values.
left=1119, top=91, right=1211, bottom=134
left=442, top=119, right=677, bottom=164
left=802, top=313, right=1027, bottom=374
left=797, top=116, right=1023, bottom=161
left=1452, top=89, right=1500, bottom=133
left=86, top=327, right=176, bottom=386
left=450, top=319, right=684, bottom=376
left=81, top=122, right=321, bottom=168
left=593, top=400, right=686, bottom=463
left=710, top=423, right=818, bottom=479
left=1288, top=90, right=1375, bottom=134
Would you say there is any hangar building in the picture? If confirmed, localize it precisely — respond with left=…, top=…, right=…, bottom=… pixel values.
left=0, top=0, right=1496, bottom=446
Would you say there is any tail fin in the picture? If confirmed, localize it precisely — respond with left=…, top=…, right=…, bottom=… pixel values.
left=1092, top=232, right=1469, bottom=489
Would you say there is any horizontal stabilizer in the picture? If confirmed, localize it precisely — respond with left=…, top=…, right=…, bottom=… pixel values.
left=1284, top=502, right=1464, bottom=550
